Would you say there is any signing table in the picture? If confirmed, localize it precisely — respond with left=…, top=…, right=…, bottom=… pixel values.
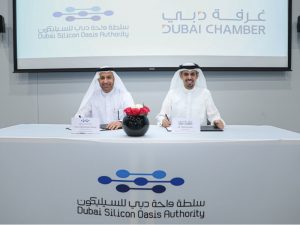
left=1, top=124, right=300, bottom=224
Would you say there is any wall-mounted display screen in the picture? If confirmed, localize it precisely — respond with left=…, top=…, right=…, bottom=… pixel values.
left=13, top=0, right=291, bottom=72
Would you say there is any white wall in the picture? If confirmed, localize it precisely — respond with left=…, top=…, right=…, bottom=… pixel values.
left=1, top=0, right=300, bottom=132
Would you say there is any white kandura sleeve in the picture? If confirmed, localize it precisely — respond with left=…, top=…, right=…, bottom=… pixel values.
left=119, top=92, right=135, bottom=121
left=156, top=91, right=172, bottom=125
left=123, top=92, right=135, bottom=108
left=205, top=90, right=225, bottom=125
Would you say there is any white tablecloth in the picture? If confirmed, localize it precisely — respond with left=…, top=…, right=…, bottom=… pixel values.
left=0, top=124, right=300, bottom=143
left=1, top=124, right=300, bottom=224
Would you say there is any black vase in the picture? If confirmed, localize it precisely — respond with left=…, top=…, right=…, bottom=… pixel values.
left=123, top=115, right=149, bottom=137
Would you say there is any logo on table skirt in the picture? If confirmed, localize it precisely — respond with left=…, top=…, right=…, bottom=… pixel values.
left=53, top=6, right=114, bottom=22
left=98, top=169, right=184, bottom=194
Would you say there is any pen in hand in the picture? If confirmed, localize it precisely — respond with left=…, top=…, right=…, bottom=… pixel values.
left=165, top=114, right=169, bottom=121
left=163, top=114, right=171, bottom=131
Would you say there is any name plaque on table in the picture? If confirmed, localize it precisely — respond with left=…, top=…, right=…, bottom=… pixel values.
left=171, top=117, right=200, bottom=133
left=71, top=117, right=99, bottom=134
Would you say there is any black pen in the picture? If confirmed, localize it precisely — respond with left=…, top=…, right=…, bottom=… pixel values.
left=165, top=114, right=170, bottom=121
left=164, top=114, right=171, bottom=132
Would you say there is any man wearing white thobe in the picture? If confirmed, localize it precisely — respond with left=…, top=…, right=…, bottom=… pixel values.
left=156, top=63, right=225, bottom=129
left=75, top=68, right=134, bottom=130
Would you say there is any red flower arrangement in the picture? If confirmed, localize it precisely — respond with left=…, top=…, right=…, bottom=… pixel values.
left=124, top=104, right=150, bottom=116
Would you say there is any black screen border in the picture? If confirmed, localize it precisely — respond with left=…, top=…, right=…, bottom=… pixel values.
left=13, top=0, right=292, bottom=73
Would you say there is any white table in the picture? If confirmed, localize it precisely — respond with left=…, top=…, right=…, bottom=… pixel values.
left=1, top=124, right=300, bottom=224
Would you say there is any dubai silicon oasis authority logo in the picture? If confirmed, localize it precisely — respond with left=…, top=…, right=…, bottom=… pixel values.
left=98, top=169, right=184, bottom=193
left=53, top=6, right=113, bottom=22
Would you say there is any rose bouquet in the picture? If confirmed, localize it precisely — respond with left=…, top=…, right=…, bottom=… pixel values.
left=123, top=104, right=150, bottom=136
left=124, top=104, right=150, bottom=116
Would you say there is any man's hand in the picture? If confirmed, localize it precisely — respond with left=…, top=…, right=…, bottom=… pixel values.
left=162, top=118, right=171, bottom=128
left=213, top=120, right=224, bottom=130
left=107, top=121, right=122, bottom=130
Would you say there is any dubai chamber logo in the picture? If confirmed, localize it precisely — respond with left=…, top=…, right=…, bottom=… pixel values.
left=53, top=6, right=113, bottom=22
left=98, top=169, right=184, bottom=193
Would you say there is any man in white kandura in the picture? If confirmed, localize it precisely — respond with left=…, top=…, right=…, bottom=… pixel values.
left=156, top=63, right=225, bottom=129
left=75, top=67, right=134, bottom=130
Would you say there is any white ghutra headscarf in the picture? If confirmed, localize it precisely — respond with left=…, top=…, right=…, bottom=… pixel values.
left=169, top=62, right=207, bottom=91
left=76, top=67, right=130, bottom=115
